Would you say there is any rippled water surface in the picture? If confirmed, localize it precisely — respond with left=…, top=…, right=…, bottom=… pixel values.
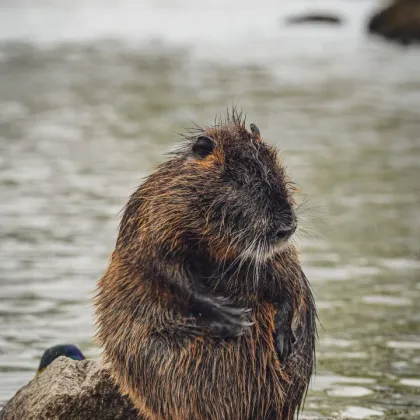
left=0, top=1, right=419, bottom=418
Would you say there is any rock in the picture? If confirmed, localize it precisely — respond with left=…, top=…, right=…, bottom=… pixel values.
left=0, top=357, right=139, bottom=420
left=285, top=14, right=343, bottom=26
left=368, top=0, right=420, bottom=44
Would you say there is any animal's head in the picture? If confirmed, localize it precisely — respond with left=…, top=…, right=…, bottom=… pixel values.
left=122, top=111, right=298, bottom=264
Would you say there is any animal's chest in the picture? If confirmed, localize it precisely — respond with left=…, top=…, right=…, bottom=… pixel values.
left=208, top=306, right=282, bottom=377
left=190, top=304, right=285, bottom=418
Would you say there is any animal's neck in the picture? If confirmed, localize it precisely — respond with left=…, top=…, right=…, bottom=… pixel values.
left=186, top=246, right=299, bottom=305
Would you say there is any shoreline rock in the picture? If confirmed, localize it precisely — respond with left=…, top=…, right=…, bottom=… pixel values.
left=0, top=357, right=139, bottom=420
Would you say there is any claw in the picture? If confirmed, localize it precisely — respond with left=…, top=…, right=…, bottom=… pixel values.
left=217, top=306, right=249, bottom=316
left=277, top=336, right=285, bottom=358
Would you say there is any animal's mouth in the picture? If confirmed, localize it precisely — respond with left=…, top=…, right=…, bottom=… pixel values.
left=257, top=222, right=297, bottom=260
left=238, top=226, right=296, bottom=263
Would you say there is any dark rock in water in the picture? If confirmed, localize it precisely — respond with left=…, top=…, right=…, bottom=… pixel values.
left=0, top=357, right=140, bottom=420
left=285, top=14, right=343, bottom=26
left=368, top=0, right=420, bottom=44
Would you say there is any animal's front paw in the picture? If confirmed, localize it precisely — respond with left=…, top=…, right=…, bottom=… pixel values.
left=191, top=294, right=253, bottom=338
left=275, top=326, right=296, bottom=362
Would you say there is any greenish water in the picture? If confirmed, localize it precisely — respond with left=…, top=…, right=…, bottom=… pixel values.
left=0, top=2, right=420, bottom=418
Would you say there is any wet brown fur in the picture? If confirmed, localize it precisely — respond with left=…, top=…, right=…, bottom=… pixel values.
left=95, top=110, right=317, bottom=420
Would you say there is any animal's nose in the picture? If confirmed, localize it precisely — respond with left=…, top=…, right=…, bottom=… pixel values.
left=271, top=203, right=297, bottom=242
left=274, top=222, right=297, bottom=240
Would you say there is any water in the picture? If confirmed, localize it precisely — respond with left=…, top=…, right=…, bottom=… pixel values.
left=0, top=1, right=419, bottom=418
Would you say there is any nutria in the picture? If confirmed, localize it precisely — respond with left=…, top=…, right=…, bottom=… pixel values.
left=95, top=110, right=317, bottom=420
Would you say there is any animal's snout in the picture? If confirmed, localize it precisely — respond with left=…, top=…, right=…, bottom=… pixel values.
left=270, top=205, right=297, bottom=242
left=274, top=223, right=297, bottom=241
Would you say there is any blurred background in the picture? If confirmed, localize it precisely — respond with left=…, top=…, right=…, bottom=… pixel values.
left=0, top=0, right=419, bottom=419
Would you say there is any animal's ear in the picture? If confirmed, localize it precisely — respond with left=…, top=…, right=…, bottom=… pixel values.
left=192, top=136, right=216, bottom=158
left=250, top=123, right=260, bottom=137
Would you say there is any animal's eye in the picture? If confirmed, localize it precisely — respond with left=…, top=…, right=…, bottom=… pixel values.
left=192, top=136, right=216, bottom=158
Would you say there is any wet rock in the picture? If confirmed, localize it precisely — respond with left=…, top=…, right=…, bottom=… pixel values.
left=285, top=14, right=343, bottom=26
left=368, top=0, right=420, bottom=45
left=0, top=357, right=139, bottom=420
